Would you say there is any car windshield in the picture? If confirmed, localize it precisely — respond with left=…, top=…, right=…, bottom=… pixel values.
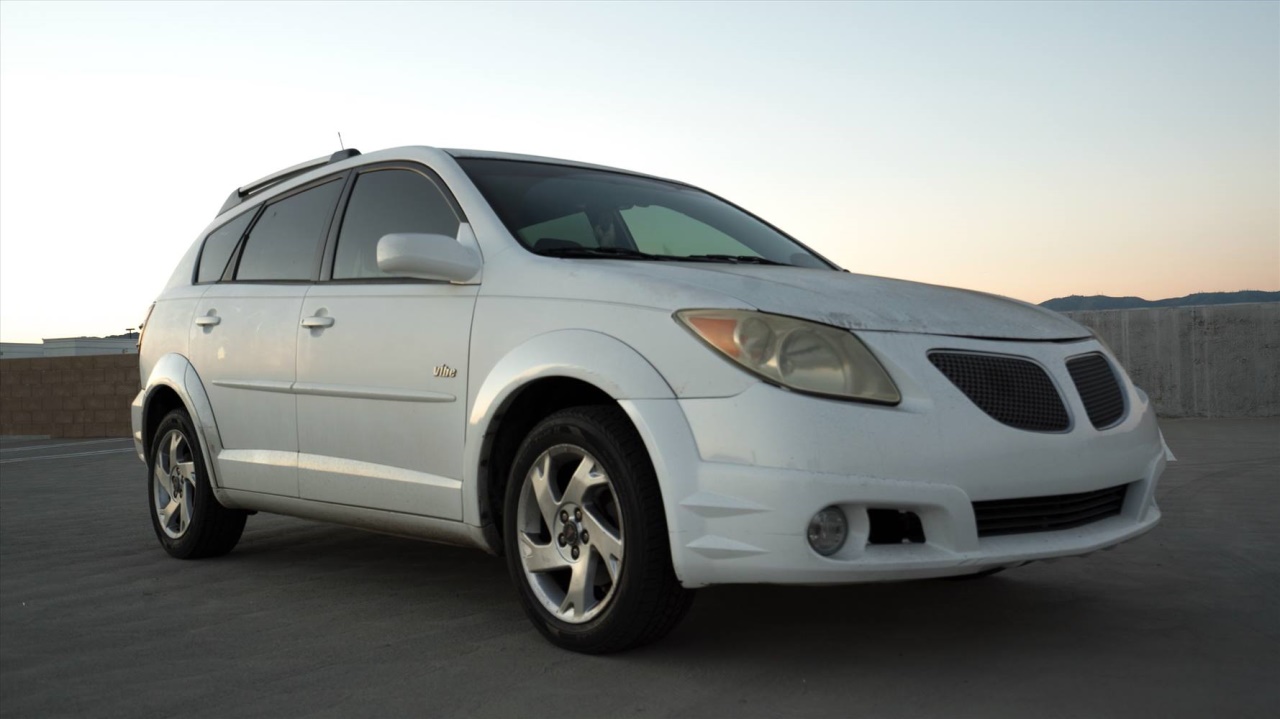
left=456, top=158, right=835, bottom=269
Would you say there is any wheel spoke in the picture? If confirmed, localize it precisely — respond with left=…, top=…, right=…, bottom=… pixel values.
left=559, top=555, right=597, bottom=619
left=581, top=508, right=623, bottom=581
left=561, top=456, right=606, bottom=507
left=178, top=496, right=191, bottom=534
left=160, top=498, right=180, bottom=530
left=153, top=464, right=174, bottom=496
left=175, top=461, right=196, bottom=482
left=528, top=454, right=558, bottom=529
left=168, top=432, right=182, bottom=470
left=518, top=532, right=569, bottom=573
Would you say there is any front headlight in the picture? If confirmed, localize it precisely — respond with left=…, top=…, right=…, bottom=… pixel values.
left=675, top=309, right=901, bottom=404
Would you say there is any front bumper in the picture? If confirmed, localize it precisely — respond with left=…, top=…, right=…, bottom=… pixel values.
left=623, top=333, right=1167, bottom=588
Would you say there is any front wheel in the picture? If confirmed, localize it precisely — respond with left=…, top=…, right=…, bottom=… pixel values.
left=503, top=406, right=694, bottom=653
left=148, top=409, right=247, bottom=559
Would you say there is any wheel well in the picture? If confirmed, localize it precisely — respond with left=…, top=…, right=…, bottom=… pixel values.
left=479, top=377, right=616, bottom=545
left=143, top=386, right=185, bottom=460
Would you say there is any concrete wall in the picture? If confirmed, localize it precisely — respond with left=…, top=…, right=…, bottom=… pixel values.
left=1, top=337, right=138, bottom=359
left=1065, top=303, right=1279, bottom=418
left=0, top=354, right=138, bottom=438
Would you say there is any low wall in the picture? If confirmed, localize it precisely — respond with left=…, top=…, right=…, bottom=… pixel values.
left=1065, top=303, right=1279, bottom=418
left=0, top=355, right=138, bottom=438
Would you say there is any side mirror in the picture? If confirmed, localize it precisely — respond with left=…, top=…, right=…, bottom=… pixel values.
left=377, top=231, right=482, bottom=284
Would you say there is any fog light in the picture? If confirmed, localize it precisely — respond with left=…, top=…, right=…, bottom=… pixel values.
left=807, top=506, right=848, bottom=556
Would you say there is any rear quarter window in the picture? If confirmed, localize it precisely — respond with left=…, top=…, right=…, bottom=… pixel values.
left=195, top=211, right=255, bottom=284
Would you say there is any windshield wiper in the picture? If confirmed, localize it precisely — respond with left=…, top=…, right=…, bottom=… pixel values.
left=535, top=246, right=673, bottom=261
left=535, top=247, right=792, bottom=266
left=680, top=254, right=792, bottom=266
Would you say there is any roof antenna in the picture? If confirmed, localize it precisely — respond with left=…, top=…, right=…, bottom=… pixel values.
left=337, top=132, right=345, bottom=151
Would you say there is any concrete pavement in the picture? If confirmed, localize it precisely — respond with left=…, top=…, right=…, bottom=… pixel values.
left=1, top=420, right=1277, bottom=717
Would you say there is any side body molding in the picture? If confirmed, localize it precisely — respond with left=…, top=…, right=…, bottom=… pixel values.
left=139, top=353, right=235, bottom=505
left=462, top=330, right=676, bottom=530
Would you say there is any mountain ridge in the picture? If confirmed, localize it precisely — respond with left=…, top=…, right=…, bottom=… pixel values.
left=1039, top=290, right=1280, bottom=312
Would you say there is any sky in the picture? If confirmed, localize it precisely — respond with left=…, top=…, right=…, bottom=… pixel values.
left=0, top=0, right=1276, bottom=343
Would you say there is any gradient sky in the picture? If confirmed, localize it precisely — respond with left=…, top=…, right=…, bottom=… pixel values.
left=1, top=0, right=1276, bottom=343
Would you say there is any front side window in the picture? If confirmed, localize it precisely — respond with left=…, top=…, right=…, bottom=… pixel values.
left=457, top=159, right=833, bottom=268
left=196, top=210, right=255, bottom=283
left=333, top=169, right=461, bottom=279
left=235, top=179, right=343, bottom=281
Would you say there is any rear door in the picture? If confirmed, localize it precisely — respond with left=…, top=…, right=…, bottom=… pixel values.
left=188, top=177, right=345, bottom=497
left=295, top=164, right=477, bottom=520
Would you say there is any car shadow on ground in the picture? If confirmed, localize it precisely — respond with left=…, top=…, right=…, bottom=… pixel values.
left=215, top=515, right=1136, bottom=664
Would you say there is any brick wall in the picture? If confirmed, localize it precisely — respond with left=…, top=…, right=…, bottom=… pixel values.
left=0, top=355, right=139, bottom=438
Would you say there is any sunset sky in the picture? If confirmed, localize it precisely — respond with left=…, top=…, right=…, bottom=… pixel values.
left=1, top=0, right=1276, bottom=343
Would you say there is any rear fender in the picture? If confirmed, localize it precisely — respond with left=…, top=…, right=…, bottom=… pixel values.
left=140, top=353, right=232, bottom=503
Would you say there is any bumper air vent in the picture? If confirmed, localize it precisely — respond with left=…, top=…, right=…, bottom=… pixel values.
left=973, top=484, right=1128, bottom=537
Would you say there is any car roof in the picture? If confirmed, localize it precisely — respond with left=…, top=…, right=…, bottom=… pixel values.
left=212, top=145, right=691, bottom=224
left=442, top=148, right=682, bottom=185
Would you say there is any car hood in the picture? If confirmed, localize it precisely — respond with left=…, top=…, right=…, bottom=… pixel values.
left=603, top=263, right=1090, bottom=341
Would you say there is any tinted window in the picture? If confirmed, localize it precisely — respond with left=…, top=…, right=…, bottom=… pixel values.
left=517, top=212, right=596, bottom=249
left=333, top=169, right=460, bottom=279
left=622, top=206, right=751, bottom=257
left=196, top=211, right=254, bottom=283
left=236, top=180, right=343, bottom=281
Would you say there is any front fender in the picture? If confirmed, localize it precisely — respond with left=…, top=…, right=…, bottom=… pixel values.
left=462, top=330, right=675, bottom=528
left=137, top=353, right=228, bottom=496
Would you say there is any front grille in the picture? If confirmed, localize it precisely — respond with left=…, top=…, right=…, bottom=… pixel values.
left=973, top=484, right=1128, bottom=537
left=928, top=352, right=1069, bottom=432
left=1067, top=353, right=1125, bottom=429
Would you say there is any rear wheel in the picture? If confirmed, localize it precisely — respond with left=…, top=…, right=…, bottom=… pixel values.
left=148, top=409, right=246, bottom=559
left=503, top=405, right=694, bottom=653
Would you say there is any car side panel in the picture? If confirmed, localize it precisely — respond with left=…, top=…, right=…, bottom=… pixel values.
left=188, top=284, right=307, bottom=497
left=295, top=282, right=480, bottom=520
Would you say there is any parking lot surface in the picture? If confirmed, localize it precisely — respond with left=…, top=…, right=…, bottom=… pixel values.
left=1, top=419, right=1277, bottom=718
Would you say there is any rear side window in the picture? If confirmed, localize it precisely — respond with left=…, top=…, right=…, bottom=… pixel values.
left=196, top=211, right=254, bottom=283
left=235, top=180, right=343, bottom=281
left=333, top=169, right=460, bottom=279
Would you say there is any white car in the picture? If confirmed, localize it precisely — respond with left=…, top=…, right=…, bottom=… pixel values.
left=133, top=146, right=1168, bottom=653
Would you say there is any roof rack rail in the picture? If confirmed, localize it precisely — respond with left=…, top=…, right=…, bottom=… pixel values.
left=217, top=149, right=361, bottom=216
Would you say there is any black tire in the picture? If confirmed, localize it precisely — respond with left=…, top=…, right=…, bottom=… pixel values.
left=148, top=409, right=247, bottom=559
left=503, top=405, right=694, bottom=653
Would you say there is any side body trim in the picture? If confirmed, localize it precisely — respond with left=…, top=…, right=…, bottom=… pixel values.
left=212, top=379, right=456, bottom=403
left=218, top=489, right=489, bottom=550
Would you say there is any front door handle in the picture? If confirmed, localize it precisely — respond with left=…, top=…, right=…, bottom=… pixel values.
left=195, top=314, right=221, bottom=327
left=301, top=316, right=335, bottom=328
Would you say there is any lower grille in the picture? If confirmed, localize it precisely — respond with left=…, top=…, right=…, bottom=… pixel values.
left=1067, top=353, right=1125, bottom=429
left=928, top=352, right=1070, bottom=432
left=973, top=484, right=1128, bottom=537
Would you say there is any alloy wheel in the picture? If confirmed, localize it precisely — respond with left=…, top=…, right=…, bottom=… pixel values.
left=515, top=444, right=625, bottom=624
left=153, top=429, right=196, bottom=539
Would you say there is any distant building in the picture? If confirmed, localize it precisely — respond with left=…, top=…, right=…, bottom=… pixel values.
left=1, top=334, right=138, bottom=359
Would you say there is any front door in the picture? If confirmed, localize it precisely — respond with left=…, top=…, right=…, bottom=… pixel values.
left=295, top=166, right=477, bottom=520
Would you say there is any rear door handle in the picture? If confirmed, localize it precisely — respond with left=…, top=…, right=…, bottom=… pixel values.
left=301, top=316, right=335, bottom=328
left=195, top=314, right=221, bottom=327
